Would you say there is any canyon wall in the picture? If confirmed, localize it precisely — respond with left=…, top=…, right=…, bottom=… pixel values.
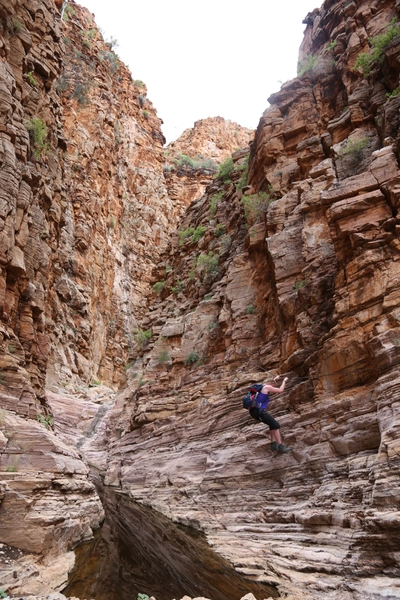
left=163, top=117, right=253, bottom=228
left=44, top=4, right=177, bottom=391
left=2, top=0, right=400, bottom=599
left=0, top=1, right=107, bottom=592
left=92, top=1, right=400, bottom=599
left=0, top=0, right=256, bottom=595
left=0, top=0, right=176, bottom=401
left=0, top=0, right=187, bottom=592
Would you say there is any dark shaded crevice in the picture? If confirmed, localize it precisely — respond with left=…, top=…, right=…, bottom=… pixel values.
left=63, top=484, right=279, bottom=600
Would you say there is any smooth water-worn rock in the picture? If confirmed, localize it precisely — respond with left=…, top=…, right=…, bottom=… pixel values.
left=63, top=486, right=278, bottom=600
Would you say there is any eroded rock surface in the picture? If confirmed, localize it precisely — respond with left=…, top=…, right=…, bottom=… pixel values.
left=0, top=0, right=107, bottom=592
left=0, top=0, right=169, bottom=592
left=167, top=117, right=253, bottom=164
left=163, top=117, right=253, bottom=215
left=0, top=1, right=256, bottom=597
left=91, top=1, right=400, bottom=598
left=3, top=0, right=400, bottom=599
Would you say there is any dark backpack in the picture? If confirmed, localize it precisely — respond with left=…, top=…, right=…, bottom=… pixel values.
left=242, top=384, right=264, bottom=409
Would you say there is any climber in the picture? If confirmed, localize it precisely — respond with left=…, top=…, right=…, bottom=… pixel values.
left=249, top=375, right=291, bottom=453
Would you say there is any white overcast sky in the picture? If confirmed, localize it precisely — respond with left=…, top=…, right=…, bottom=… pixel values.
left=76, top=0, right=321, bottom=143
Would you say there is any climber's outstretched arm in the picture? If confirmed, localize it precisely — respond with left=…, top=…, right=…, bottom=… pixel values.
left=262, top=376, right=288, bottom=394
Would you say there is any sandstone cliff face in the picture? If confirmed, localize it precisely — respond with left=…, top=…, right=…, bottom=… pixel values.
left=92, top=1, right=400, bottom=598
left=0, top=1, right=256, bottom=596
left=0, top=0, right=176, bottom=591
left=0, top=2, right=108, bottom=591
left=47, top=3, right=177, bottom=390
left=167, top=117, right=253, bottom=164
left=3, top=0, right=400, bottom=599
left=163, top=117, right=253, bottom=219
left=0, top=0, right=177, bottom=401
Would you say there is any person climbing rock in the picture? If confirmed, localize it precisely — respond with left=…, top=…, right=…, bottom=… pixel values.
left=249, top=375, right=291, bottom=453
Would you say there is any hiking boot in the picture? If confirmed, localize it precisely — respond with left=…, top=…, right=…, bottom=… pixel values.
left=270, top=441, right=278, bottom=451
left=278, top=444, right=291, bottom=453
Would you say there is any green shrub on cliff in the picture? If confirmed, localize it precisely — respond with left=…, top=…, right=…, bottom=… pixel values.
left=171, top=279, right=183, bottom=294
left=105, top=36, right=119, bottom=51
left=134, top=328, right=152, bottom=348
left=214, top=224, right=225, bottom=237
left=152, top=280, right=165, bottom=294
left=179, top=226, right=195, bottom=244
left=157, top=350, right=170, bottom=364
left=196, top=251, right=219, bottom=275
left=235, top=155, right=249, bottom=190
left=297, top=53, right=318, bottom=76
left=216, top=156, right=234, bottom=182
left=24, top=117, right=48, bottom=159
left=98, top=50, right=119, bottom=74
left=56, top=75, right=70, bottom=93
left=27, top=71, right=37, bottom=86
left=12, top=18, right=23, bottom=32
left=56, top=44, right=96, bottom=106
left=219, top=234, right=231, bottom=253
left=242, top=190, right=274, bottom=225
left=184, top=351, right=200, bottom=365
left=174, top=154, right=194, bottom=168
left=63, top=4, right=75, bottom=21
left=37, top=414, right=54, bottom=429
left=80, top=28, right=96, bottom=49
left=173, top=153, right=217, bottom=172
left=179, top=226, right=206, bottom=245
left=74, top=81, right=92, bottom=105
left=355, top=18, right=400, bottom=77
left=192, top=225, right=206, bottom=242
left=337, top=136, right=369, bottom=161
left=386, top=87, right=400, bottom=99
left=210, top=191, right=224, bottom=215
left=354, top=52, right=375, bottom=78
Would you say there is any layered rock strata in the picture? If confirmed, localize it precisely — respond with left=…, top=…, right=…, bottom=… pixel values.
left=167, top=117, right=253, bottom=163
left=0, top=0, right=177, bottom=401
left=3, top=0, right=400, bottom=599
left=0, top=1, right=106, bottom=592
left=47, top=3, right=177, bottom=389
left=0, top=0, right=172, bottom=592
left=0, top=1, right=256, bottom=596
left=163, top=117, right=253, bottom=214
left=91, top=1, right=400, bottom=598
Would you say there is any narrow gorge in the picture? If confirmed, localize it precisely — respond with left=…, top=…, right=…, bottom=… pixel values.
left=1, top=0, right=400, bottom=599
